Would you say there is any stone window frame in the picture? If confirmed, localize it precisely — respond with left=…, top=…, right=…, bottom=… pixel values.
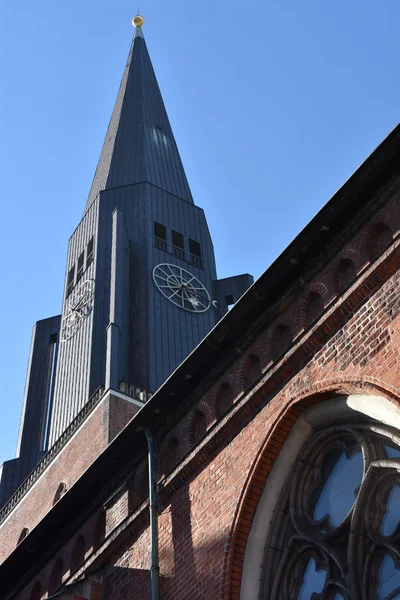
left=241, top=395, right=400, bottom=599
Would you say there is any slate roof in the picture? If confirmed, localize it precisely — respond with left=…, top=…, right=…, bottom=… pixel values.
left=84, top=25, right=193, bottom=215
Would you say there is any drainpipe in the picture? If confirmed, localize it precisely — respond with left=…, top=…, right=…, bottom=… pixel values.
left=145, top=427, right=160, bottom=600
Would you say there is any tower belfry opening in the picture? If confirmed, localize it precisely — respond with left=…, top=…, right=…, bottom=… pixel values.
left=0, top=15, right=253, bottom=507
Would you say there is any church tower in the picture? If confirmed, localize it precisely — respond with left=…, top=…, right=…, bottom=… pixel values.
left=0, top=17, right=252, bottom=505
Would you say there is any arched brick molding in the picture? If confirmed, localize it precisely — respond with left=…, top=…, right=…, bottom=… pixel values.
left=242, top=354, right=262, bottom=391
left=301, top=291, right=324, bottom=328
left=93, top=510, right=106, bottom=550
left=29, top=581, right=42, bottom=600
left=190, top=409, right=207, bottom=445
left=215, top=382, right=235, bottom=420
left=308, top=281, right=330, bottom=304
left=53, top=482, right=67, bottom=505
left=49, top=557, right=64, bottom=594
left=17, top=527, right=29, bottom=545
left=340, top=247, right=363, bottom=270
left=366, top=222, right=393, bottom=262
left=270, top=325, right=292, bottom=362
left=197, top=399, right=214, bottom=429
left=160, top=436, right=181, bottom=477
left=71, top=535, right=86, bottom=572
left=223, top=379, right=400, bottom=600
left=333, top=258, right=357, bottom=294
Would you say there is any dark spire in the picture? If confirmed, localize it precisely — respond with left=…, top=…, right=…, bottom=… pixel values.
left=84, top=16, right=193, bottom=214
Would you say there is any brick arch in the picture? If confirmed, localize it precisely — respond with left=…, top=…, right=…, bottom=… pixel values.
left=159, top=434, right=181, bottom=477
left=49, top=557, right=64, bottom=594
left=222, top=377, right=400, bottom=600
left=71, top=534, right=86, bottom=572
left=365, top=221, right=393, bottom=262
left=333, top=257, right=357, bottom=294
left=214, top=382, right=235, bottom=420
left=188, top=408, right=207, bottom=445
left=237, top=353, right=262, bottom=392
left=339, top=246, right=363, bottom=271
left=300, top=291, right=324, bottom=329
left=270, top=324, right=293, bottom=362
left=180, top=400, right=214, bottom=455
left=308, top=280, right=330, bottom=304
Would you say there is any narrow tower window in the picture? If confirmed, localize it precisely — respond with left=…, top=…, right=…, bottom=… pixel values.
left=189, top=238, right=203, bottom=269
left=76, top=251, right=85, bottom=283
left=172, top=230, right=185, bottom=260
left=154, top=222, right=167, bottom=251
left=66, top=266, right=75, bottom=297
left=86, top=237, right=94, bottom=269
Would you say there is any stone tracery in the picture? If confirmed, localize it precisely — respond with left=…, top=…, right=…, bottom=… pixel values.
left=262, top=424, right=400, bottom=600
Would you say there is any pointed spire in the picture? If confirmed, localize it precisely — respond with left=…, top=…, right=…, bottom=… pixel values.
left=84, top=14, right=193, bottom=214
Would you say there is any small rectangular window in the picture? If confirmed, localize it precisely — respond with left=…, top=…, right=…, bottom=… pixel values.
left=172, top=230, right=185, bottom=259
left=76, top=251, right=85, bottom=283
left=154, top=222, right=167, bottom=251
left=86, top=237, right=94, bottom=269
left=66, top=266, right=75, bottom=297
left=189, top=238, right=203, bottom=268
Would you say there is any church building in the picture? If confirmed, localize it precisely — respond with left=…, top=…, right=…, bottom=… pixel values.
left=0, top=15, right=400, bottom=600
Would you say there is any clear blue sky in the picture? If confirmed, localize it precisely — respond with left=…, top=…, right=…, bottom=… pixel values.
left=0, top=0, right=399, bottom=465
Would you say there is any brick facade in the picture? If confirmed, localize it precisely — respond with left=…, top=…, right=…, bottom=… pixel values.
left=1, top=148, right=400, bottom=599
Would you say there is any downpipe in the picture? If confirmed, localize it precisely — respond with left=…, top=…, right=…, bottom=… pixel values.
left=145, top=428, right=160, bottom=600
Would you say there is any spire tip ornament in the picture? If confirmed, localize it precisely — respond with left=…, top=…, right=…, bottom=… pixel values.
left=132, top=14, right=144, bottom=28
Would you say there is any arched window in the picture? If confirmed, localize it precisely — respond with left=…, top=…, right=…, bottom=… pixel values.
left=241, top=395, right=400, bottom=600
left=192, top=410, right=207, bottom=444
left=334, top=258, right=357, bottom=294
left=29, top=581, right=42, bottom=600
left=71, top=535, right=85, bottom=571
left=53, top=482, right=67, bottom=505
left=271, top=326, right=292, bottom=362
left=48, top=558, right=63, bottom=594
left=93, top=511, right=106, bottom=550
left=17, top=527, right=29, bottom=545
left=215, top=383, right=235, bottom=419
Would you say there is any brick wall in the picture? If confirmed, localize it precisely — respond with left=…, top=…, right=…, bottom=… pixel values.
left=10, top=186, right=400, bottom=599
left=0, top=392, right=138, bottom=565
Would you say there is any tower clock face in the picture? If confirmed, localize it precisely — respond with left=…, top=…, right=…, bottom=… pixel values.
left=153, top=263, right=213, bottom=313
left=61, top=279, right=95, bottom=342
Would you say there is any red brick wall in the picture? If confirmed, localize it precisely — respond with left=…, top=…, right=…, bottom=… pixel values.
left=12, top=187, right=400, bottom=599
left=0, top=393, right=137, bottom=565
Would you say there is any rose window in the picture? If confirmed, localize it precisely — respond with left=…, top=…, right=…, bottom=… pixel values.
left=261, top=424, right=400, bottom=600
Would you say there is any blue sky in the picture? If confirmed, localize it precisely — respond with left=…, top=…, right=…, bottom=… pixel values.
left=0, top=0, right=399, bottom=465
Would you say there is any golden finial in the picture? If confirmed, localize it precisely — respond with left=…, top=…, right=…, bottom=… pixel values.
left=132, top=14, right=144, bottom=28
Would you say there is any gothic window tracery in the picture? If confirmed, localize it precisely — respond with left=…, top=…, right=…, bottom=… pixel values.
left=261, top=423, right=400, bottom=600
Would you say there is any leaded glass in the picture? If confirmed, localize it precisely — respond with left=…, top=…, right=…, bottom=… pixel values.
left=377, top=554, right=400, bottom=600
left=381, top=485, right=400, bottom=537
left=313, top=450, right=363, bottom=527
left=261, top=424, right=400, bottom=600
left=297, top=558, right=326, bottom=599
